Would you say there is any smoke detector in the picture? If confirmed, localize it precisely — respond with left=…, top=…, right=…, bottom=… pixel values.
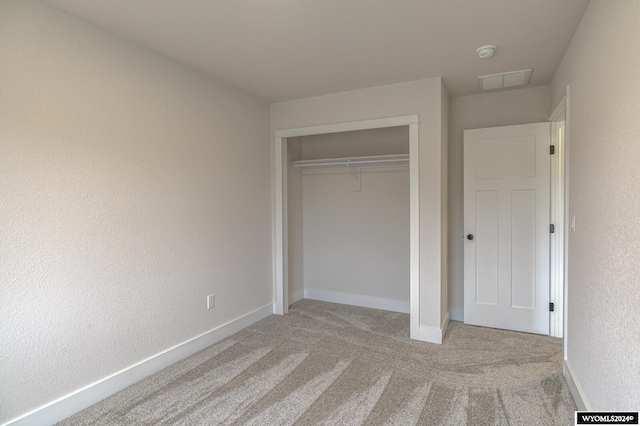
left=476, top=45, right=496, bottom=59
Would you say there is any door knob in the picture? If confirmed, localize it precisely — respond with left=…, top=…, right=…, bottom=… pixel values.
left=467, top=234, right=474, bottom=241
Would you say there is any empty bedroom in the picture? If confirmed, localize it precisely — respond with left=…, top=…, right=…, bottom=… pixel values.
left=2, top=0, right=639, bottom=425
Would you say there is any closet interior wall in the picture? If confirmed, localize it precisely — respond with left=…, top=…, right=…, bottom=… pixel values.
left=287, top=127, right=410, bottom=311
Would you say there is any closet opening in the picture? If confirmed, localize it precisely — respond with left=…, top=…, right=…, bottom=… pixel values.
left=274, top=115, right=420, bottom=339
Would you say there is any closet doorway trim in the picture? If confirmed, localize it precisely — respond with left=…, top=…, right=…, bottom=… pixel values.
left=274, top=115, right=420, bottom=339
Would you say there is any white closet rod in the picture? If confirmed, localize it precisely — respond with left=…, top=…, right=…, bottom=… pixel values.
left=289, top=154, right=409, bottom=168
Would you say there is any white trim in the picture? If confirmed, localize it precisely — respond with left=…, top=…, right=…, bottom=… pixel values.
left=304, top=289, right=409, bottom=314
left=408, top=123, right=420, bottom=340
left=562, top=86, right=571, bottom=362
left=273, top=115, right=422, bottom=342
left=275, top=115, right=419, bottom=138
left=549, top=85, right=571, bottom=358
left=549, top=95, right=567, bottom=338
left=289, top=289, right=304, bottom=305
left=549, top=96, right=567, bottom=123
left=274, top=136, right=287, bottom=315
left=564, top=359, right=590, bottom=411
left=449, top=308, right=464, bottom=322
left=418, top=312, right=449, bottom=344
left=3, top=303, right=273, bottom=426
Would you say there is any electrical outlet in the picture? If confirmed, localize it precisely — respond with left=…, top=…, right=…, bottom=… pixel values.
left=207, top=294, right=215, bottom=310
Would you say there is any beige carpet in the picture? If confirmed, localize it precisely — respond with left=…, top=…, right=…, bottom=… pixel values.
left=59, top=299, right=576, bottom=425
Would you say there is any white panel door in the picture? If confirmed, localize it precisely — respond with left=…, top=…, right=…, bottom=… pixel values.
left=464, top=123, right=550, bottom=335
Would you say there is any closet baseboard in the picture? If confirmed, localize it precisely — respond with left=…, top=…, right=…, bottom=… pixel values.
left=289, top=289, right=304, bottom=305
left=304, top=288, right=409, bottom=314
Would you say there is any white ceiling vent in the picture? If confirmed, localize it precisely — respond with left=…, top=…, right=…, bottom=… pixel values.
left=478, top=69, right=533, bottom=91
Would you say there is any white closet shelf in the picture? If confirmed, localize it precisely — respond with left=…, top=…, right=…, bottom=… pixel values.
left=289, top=154, right=409, bottom=168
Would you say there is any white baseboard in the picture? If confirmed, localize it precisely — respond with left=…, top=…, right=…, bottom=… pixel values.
left=449, top=308, right=463, bottom=322
left=564, top=359, right=590, bottom=411
left=289, top=289, right=304, bottom=305
left=304, top=288, right=409, bottom=314
left=4, top=303, right=274, bottom=426
left=417, top=311, right=450, bottom=344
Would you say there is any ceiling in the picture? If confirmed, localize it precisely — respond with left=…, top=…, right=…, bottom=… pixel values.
left=40, top=0, right=589, bottom=102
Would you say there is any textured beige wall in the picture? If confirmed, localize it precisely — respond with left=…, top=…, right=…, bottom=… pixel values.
left=0, top=1, right=270, bottom=422
left=271, top=78, right=447, bottom=331
left=301, top=166, right=410, bottom=302
left=447, top=86, right=551, bottom=320
left=298, top=126, right=408, bottom=160
left=551, top=0, right=640, bottom=410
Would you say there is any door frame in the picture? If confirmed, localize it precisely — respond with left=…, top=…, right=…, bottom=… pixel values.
left=549, top=86, right=570, bottom=340
left=273, top=115, right=420, bottom=339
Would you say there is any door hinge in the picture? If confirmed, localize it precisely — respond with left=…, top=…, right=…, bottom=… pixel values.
left=550, top=224, right=555, bottom=233
left=549, top=302, right=555, bottom=312
left=550, top=145, right=555, bottom=155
